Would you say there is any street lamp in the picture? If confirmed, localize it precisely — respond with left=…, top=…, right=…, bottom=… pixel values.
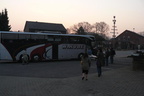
left=111, top=16, right=117, bottom=38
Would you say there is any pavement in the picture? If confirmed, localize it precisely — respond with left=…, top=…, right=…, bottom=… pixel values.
left=0, top=50, right=144, bottom=96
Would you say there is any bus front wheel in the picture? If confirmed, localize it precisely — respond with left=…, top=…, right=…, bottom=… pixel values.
left=19, top=54, right=29, bottom=63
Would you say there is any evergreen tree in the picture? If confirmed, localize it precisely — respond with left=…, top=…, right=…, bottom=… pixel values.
left=0, top=9, right=11, bottom=31
left=77, top=26, right=86, bottom=35
left=0, top=13, right=1, bottom=30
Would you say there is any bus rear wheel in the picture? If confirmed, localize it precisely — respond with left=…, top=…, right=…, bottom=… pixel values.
left=32, top=54, right=41, bottom=62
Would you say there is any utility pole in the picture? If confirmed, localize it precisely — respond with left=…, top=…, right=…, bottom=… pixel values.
left=111, top=16, right=117, bottom=38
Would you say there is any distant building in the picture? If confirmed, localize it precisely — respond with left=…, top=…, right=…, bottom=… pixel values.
left=139, top=31, right=144, bottom=36
left=109, top=30, right=144, bottom=50
left=24, top=21, right=67, bottom=34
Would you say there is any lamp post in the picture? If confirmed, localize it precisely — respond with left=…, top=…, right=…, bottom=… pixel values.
left=110, top=16, right=118, bottom=49
left=111, top=16, right=117, bottom=38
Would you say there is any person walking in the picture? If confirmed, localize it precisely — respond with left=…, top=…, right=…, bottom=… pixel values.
left=110, top=48, right=116, bottom=64
left=80, top=53, right=91, bottom=81
left=105, top=48, right=110, bottom=66
left=96, top=48, right=104, bottom=77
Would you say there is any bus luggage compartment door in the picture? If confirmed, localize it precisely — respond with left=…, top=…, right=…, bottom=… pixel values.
left=52, top=44, right=58, bottom=60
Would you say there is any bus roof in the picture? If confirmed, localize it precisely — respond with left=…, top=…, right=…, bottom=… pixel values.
left=0, top=31, right=94, bottom=40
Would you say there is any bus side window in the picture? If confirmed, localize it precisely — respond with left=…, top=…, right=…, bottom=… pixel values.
left=1, top=33, right=19, bottom=53
left=38, top=35, right=45, bottom=43
left=19, top=34, right=30, bottom=40
left=77, top=37, right=84, bottom=44
left=30, top=34, right=44, bottom=42
left=55, top=36, right=61, bottom=42
left=47, top=36, right=54, bottom=42
left=76, top=37, right=81, bottom=44
left=31, top=34, right=39, bottom=40
left=62, top=37, right=69, bottom=43
left=85, top=39, right=91, bottom=46
left=18, top=34, right=30, bottom=45
left=2, top=33, right=18, bottom=39
left=69, top=37, right=78, bottom=44
left=2, top=33, right=18, bottom=42
left=38, top=35, right=45, bottom=40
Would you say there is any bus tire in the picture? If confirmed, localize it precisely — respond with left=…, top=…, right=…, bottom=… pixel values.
left=19, top=54, right=29, bottom=63
left=32, top=54, right=41, bottom=62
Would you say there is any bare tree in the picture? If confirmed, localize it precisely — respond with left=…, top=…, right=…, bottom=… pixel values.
left=68, top=21, right=110, bottom=39
left=93, top=22, right=109, bottom=36
left=70, top=22, right=93, bottom=34
left=66, top=28, right=70, bottom=34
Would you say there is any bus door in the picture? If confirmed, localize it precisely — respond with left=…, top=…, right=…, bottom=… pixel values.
left=52, top=43, right=58, bottom=60
left=0, top=32, right=1, bottom=60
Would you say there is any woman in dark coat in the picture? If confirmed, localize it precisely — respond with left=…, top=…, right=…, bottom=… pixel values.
left=80, top=53, right=91, bottom=80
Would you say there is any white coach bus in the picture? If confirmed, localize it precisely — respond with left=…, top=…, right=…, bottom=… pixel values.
left=0, top=31, right=95, bottom=62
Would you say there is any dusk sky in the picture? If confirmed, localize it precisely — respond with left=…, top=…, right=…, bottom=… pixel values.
left=1, top=0, right=144, bottom=37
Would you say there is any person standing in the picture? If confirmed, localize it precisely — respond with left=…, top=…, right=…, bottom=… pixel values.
left=80, top=53, right=91, bottom=81
left=22, top=49, right=29, bottom=64
left=110, top=48, right=116, bottom=64
left=96, top=48, right=104, bottom=77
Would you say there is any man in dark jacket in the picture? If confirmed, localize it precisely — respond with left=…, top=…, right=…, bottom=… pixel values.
left=96, top=48, right=104, bottom=77
left=110, top=48, right=116, bottom=64
left=105, top=48, right=110, bottom=66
